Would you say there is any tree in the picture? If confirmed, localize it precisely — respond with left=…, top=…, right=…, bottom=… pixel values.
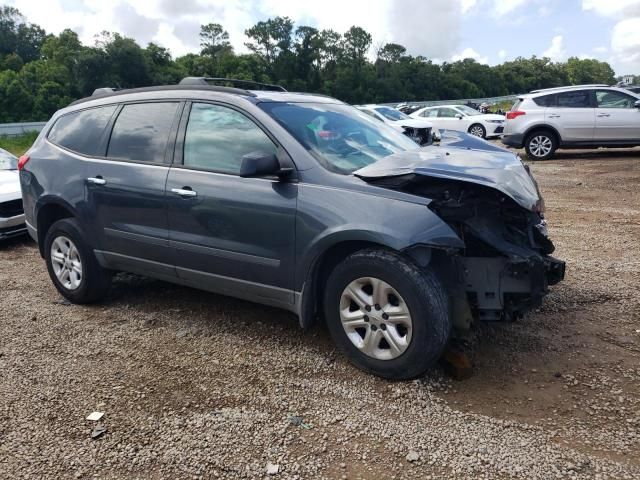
left=377, top=43, right=406, bottom=63
left=200, top=23, right=232, bottom=57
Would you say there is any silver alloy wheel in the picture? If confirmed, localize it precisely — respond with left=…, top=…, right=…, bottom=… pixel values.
left=50, top=235, right=82, bottom=290
left=469, top=124, right=485, bottom=137
left=529, top=135, right=553, bottom=158
left=339, top=277, right=413, bottom=360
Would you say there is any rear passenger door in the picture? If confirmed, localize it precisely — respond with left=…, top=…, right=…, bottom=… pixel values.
left=165, top=102, right=297, bottom=307
left=84, top=101, right=183, bottom=277
left=547, top=90, right=594, bottom=141
left=594, top=89, right=640, bottom=141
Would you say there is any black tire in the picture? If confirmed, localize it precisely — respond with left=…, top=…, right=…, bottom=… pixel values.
left=468, top=123, right=486, bottom=138
left=524, top=129, right=557, bottom=160
left=44, top=218, right=111, bottom=303
left=323, top=249, right=450, bottom=380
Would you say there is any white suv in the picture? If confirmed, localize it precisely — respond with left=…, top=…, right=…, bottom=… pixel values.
left=502, top=85, right=640, bottom=160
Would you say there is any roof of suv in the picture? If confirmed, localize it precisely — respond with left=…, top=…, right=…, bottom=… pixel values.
left=520, top=85, right=640, bottom=99
left=68, top=83, right=342, bottom=108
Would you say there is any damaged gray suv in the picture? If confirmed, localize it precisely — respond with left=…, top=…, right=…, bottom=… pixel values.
left=19, top=77, right=565, bottom=379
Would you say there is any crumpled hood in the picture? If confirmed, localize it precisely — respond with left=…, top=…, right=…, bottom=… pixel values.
left=0, top=170, right=22, bottom=203
left=354, top=138, right=540, bottom=211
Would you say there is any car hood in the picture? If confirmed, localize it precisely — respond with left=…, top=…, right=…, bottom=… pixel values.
left=390, top=118, right=434, bottom=129
left=354, top=136, right=540, bottom=211
left=0, top=170, right=22, bottom=202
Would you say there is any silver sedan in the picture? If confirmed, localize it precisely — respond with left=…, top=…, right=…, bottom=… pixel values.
left=0, top=147, right=27, bottom=240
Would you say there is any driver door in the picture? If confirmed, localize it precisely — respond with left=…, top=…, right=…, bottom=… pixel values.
left=165, top=102, right=298, bottom=306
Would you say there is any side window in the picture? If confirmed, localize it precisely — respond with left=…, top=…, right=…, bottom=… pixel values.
left=48, top=106, right=117, bottom=156
left=595, top=90, right=636, bottom=109
left=183, top=103, right=277, bottom=175
left=438, top=108, right=458, bottom=118
left=533, top=94, right=557, bottom=107
left=107, top=102, right=179, bottom=163
left=557, top=91, right=591, bottom=108
left=422, top=109, right=439, bottom=118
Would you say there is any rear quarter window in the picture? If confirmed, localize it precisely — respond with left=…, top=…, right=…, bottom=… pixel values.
left=107, top=102, right=179, bottom=163
left=532, top=94, right=557, bottom=107
left=47, top=106, right=117, bottom=156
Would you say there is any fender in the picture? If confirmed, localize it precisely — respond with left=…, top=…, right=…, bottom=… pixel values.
left=294, top=183, right=463, bottom=291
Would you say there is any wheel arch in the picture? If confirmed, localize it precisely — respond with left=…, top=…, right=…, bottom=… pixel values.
left=297, top=235, right=446, bottom=330
left=523, top=124, right=561, bottom=144
left=35, top=198, right=77, bottom=257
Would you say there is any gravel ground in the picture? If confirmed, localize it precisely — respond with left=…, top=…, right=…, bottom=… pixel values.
left=1, top=148, right=639, bottom=479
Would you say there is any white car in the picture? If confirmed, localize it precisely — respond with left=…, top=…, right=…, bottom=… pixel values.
left=356, top=105, right=435, bottom=145
left=0, top=147, right=27, bottom=240
left=410, top=104, right=505, bottom=139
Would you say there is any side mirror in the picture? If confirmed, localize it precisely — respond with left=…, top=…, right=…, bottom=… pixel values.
left=455, top=114, right=463, bottom=119
left=239, top=151, right=291, bottom=179
left=635, top=100, right=640, bottom=109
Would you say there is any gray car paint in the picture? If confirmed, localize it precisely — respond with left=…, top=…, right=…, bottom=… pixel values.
left=20, top=87, right=556, bottom=324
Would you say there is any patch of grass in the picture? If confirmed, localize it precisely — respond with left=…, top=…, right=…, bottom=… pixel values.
left=0, top=131, right=39, bottom=156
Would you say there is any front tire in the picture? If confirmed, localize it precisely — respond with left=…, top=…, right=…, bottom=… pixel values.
left=44, top=218, right=111, bottom=303
left=525, top=130, right=557, bottom=160
left=468, top=123, right=486, bottom=138
left=323, top=249, right=450, bottom=380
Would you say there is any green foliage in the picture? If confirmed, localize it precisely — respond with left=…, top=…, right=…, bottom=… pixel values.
left=0, top=131, right=38, bottom=156
left=0, top=5, right=624, bottom=122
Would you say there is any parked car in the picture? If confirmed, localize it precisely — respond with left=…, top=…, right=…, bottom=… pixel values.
left=410, top=104, right=505, bottom=139
left=356, top=105, right=435, bottom=145
left=502, top=84, right=640, bottom=160
left=19, top=77, right=565, bottom=379
left=0, top=147, right=27, bottom=240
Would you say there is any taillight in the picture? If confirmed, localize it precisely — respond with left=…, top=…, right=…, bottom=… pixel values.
left=506, top=111, right=526, bottom=120
left=17, top=154, right=30, bottom=170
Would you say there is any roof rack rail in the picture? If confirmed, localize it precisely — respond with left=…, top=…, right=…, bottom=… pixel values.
left=530, top=84, right=609, bottom=93
left=179, top=77, right=287, bottom=92
left=68, top=84, right=256, bottom=107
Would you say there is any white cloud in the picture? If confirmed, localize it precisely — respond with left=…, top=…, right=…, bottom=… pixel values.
left=542, top=35, right=566, bottom=61
left=451, top=47, right=489, bottom=64
left=491, top=0, right=529, bottom=17
left=462, top=0, right=478, bottom=13
left=537, top=5, right=552, bottom=17
left=593, top=45, right=608, bottom=54
left=498, top=49, right=507, bottom=60
left=582, top=0, right=640, bottom=16
left=611, top=17, right=640, bottom=73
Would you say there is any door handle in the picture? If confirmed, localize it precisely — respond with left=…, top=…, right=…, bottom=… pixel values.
left=548, top=114, right=561, bottom=118
left=87, top=176, right=106, bottom=185
left=597, top=113, right=610, bottom=117
left=171, top=187, right=197, bottom=197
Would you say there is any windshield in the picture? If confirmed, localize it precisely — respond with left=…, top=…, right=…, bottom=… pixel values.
left=0, top=150, right=18, bottom=170
left=455, top=105, right=481, bottom=116
left=374, top=106, right=410, bottom=121
left=259, top=102, right=420, bottom=174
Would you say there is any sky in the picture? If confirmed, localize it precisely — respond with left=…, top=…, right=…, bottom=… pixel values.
left=7, top=0, right=640, bottom=75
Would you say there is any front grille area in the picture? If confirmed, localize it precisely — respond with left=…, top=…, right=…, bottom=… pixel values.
left=0, top=199, right=24, bottom=217
left=494, top=126, right=504, bottom=134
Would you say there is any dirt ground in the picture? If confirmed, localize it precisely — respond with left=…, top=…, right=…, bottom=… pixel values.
left=1, top=147, right=639, bottom=479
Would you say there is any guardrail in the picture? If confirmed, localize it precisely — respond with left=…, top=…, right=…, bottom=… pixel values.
left=0, top=122, right=47, bottom=136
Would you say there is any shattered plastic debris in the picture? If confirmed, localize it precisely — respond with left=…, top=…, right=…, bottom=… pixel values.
left=91, top=426, right=107, bottom=440
left=288, top=415, right=312, bottom=429
left=86, top=412, right=104, bottom=421
left=266, top=462, right=279, bottom=475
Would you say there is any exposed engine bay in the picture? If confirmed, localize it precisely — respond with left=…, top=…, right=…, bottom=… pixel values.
left=355, top=133, right=566, bottom=327
left=402, top=126, right=433, bottom=146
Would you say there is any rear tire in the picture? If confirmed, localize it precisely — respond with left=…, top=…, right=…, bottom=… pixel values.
left=323, top=249, right=450, bottom=380
left=525, top=130, right=557, bottom=160
left=44, top=218, right=111, bottom=303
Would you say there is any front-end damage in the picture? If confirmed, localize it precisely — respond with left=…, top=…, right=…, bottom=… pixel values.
left=355, top=135, right=565, bottom=327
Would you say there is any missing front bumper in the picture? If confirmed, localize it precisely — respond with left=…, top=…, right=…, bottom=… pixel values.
left=461, top=255, right=565, bottom=322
